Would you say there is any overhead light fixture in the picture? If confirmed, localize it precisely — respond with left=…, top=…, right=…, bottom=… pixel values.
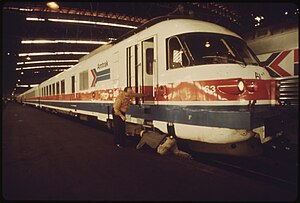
left=19, top=8, right=33, bottom=12
left=16, top=84, right=37, bottom=88
left=18, top=52, right=89, bottom=56
left=21, top=39, right=108, bottom=45
left=16, top=65, right=73, bottom=70
left=48, top=18, right=138, bottom=29
left=26, top=17, right=45, bottom=21
left=205, top=41, right=211, bottom=48
left=26, top=17, right=137, bottom=29
left=46, top=2, right=59, bottom=10
left=17, top=60, right=78, bottom=65
left=254, top=15, right=264, bottom=22
left=26, top=56, right=31, bottom=60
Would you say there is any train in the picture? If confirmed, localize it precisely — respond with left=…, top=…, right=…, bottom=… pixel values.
left=244, top=21, right=298, bottom=77
left=16, top=16, right=298, bottom=156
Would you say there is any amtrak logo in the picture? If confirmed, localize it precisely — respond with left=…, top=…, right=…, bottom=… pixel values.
left=260, top=49, right=298, bottom=77
left=91, top=68, right=110, bottom=87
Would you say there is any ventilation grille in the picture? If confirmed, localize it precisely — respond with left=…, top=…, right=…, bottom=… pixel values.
left=277, top=76, right=299, bottom=106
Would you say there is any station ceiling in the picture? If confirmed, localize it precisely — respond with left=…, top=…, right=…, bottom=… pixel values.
left=2, top=2, right=298, bottom=97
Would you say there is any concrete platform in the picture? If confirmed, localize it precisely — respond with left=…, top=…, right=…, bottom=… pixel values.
left=2, top=102, right=297, bottom=201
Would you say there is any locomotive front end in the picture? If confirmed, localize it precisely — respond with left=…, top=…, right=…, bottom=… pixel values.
left=159, top=26, right=298, bottom=155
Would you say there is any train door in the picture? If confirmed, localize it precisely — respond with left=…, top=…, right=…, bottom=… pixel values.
left=126, top=43, right=141, bottom=104
left=141, top=37, right=156, bottom=103
left=126, top=36, right=156, bottom=104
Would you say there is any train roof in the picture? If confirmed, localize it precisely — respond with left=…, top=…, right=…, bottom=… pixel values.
left=78, top=16, right=191, bottom=62
left=79, top=43, right=113, bottom=62
left=79, top=15, right=239, bottom=62
left=112, top=15, right=238, bottom=44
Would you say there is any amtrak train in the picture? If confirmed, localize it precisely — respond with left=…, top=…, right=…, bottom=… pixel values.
left=17, top=16, right=298, bottom=156
left=244, top=22, right=298, bottom=77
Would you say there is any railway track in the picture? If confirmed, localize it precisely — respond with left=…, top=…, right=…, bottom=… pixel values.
left=190, top=142, right=298, bottom=188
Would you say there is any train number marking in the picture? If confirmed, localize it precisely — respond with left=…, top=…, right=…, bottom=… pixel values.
left=204, top=85, right=216, bottom=94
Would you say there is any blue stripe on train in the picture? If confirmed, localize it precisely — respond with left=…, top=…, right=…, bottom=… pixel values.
left=29, top=100, right=280, bottom=130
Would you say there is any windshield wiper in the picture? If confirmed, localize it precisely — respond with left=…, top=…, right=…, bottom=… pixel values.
left=202, top=56, right=246, bottom=66
left=226, top=57, right=246, bottom=66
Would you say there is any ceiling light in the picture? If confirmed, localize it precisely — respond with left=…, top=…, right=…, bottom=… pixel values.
left=16, top=84, right=31, bottom=88
left=21, top=40, right=108, bottom=45
left=17, top=60, right=78, bottom=65
left=17, top=65, right=73, bottom=70
left=19, top=8, right=33, bottom=11
left=18, top=52, right=89, bottom=56
left=46, top=2, right=59, bottom=10
left=26, top=16, right=137, bottom=29
left=205, top=41, right=211, bottom=48
left=26, top=17, right=45, bottom=21
left=48, top=18, right=138, bottom=29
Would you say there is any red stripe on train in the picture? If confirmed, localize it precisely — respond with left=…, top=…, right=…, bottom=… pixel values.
left=294, top=49, right=298, bottom=63
left=24, top=78, right=277, bottom=102
left=155, top=79, right=275, bottom=101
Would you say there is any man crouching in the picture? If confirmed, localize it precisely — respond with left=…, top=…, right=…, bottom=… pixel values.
left=136, top=130, right=193, bottom=159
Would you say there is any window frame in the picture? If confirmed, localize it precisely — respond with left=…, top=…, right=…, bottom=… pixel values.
left=166, top=36, right=190, bottom=70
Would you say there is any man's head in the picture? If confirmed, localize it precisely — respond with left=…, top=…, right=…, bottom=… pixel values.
left=124, top=87, right=133, bottom=95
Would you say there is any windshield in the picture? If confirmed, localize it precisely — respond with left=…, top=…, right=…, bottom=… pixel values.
left=167, top=32, right=260, bottom=69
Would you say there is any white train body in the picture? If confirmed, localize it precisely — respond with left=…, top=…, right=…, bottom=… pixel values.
left=18, top=17, right=295, bottom=152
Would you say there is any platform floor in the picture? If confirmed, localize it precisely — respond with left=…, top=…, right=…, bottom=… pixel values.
left=2, top=102, right=297, bottom=201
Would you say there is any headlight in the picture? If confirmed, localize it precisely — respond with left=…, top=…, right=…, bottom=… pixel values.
left=238, top=80, right=245, bottom=92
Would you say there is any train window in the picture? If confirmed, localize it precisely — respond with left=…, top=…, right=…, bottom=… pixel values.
left=146, top=48, right=154, bottom=75
left=61, top=80, right=65, bottom=94
left=167, top=36, right=190, bottom=69
left=56, top=82, right=60, bottom=95
left=79, top=71, right=89, bottom=90
left=71, top=76, right=75, bottom=93
left=52, top=83, right=55, bottom=95
left=171, top=32, right=259, bottom=66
